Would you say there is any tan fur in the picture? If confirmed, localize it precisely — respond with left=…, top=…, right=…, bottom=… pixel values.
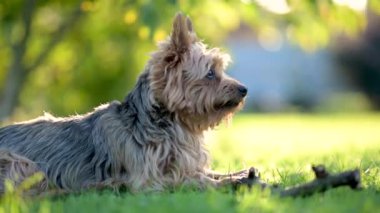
left=149, top=13, right=245, bottom=133
left=141, top=13, right=248, bottom=188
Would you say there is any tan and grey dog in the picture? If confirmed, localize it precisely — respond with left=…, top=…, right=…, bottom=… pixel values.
left=0, top=13, right=248, bottom=194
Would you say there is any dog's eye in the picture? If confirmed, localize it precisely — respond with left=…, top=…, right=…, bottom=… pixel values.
left=206, top=69, right=215, bottom=80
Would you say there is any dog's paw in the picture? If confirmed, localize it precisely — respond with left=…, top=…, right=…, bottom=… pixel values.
left=229, top=167, right=257, bottom=179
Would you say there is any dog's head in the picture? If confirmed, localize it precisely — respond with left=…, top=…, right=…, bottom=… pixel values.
left=148, top=13, right=247, bottom=132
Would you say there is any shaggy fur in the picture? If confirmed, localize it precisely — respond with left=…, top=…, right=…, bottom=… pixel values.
left=0, top=13, right=247, bottom=194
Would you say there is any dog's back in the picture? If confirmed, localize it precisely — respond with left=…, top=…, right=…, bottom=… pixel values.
left=0, top=102, right=120, bottom=190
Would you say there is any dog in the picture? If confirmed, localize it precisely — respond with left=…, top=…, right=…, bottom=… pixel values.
left=0, top=13, right=248, bottom=194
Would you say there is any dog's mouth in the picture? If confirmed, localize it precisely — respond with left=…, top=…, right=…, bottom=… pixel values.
left=215, top=99, right=242, bottom=110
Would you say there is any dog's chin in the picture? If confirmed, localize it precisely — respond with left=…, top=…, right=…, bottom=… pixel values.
left=215, top=99, right=244, bottom=111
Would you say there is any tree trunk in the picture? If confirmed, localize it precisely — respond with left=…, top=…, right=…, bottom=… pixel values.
left=0, top=1, right=82, bottom=121
left=0, top=0, right=35, bottom=121
left=0, top=52, right=28, bottom=120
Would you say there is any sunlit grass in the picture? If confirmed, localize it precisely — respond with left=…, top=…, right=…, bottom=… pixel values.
left=210, top=114, right=380, bottom=167
left=2, top=113, right=380, bottom=212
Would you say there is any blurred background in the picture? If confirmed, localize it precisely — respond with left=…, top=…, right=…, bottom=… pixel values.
left=1, top=0, right=380, bottom=121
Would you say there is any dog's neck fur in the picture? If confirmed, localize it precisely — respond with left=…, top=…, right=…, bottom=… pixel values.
left=120, top=69, right=211, bottom=135
left=114, top=70, right=210, bottom=190
left=119, top=71, right=172, bottom=132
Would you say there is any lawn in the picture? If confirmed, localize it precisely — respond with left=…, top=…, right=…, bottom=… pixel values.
left=1, top=113, right=380, bottom=212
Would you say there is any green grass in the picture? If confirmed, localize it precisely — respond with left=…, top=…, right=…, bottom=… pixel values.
left=2, top=113, right=380, bottom=212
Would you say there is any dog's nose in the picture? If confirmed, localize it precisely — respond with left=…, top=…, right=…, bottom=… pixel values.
left=238, top=85, right=248, bottom=97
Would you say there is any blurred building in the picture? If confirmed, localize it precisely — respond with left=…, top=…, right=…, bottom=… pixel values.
left=226, top=27, right=360, bottom=112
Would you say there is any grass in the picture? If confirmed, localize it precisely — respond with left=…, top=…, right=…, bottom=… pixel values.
left=1, top=113, right=380, bottom=212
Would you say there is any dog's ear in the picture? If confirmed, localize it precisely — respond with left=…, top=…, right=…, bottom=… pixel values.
left=170, top=12, right=192, bottom=54
left=186, top=16, right=193, bottom=33
left=186, top=15, right=198, bottom=39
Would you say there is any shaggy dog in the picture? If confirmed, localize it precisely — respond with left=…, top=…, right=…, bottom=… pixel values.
left=0, top=13, right=248, bottom=194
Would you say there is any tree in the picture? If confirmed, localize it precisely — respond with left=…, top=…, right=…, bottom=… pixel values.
left=0, top=0, right=82, bottom=120
left=334, top=13, right=380, bottom=109
left=1, top=0, right=379, bottom=121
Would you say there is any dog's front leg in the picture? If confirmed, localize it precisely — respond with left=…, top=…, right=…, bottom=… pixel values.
left=205, top=168, right=249, bottom=180
left=202, top=173, right=248, bottom=189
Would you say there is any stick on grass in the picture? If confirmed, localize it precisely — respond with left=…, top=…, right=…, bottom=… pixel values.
left=233, top=165, right=361, bottom=198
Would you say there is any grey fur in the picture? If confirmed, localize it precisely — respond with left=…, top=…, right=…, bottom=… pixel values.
left=0, top=71, right=209, bottom=192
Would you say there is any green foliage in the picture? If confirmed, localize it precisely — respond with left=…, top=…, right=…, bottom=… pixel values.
left=0, top=172, right=46, bottom=213
left=0, top=0, right=377, bottom=117
left=369, top=0, right=380, bottom=14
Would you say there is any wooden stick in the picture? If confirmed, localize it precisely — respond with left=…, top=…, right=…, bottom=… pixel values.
left=233, top=165, right=361, bottom=198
